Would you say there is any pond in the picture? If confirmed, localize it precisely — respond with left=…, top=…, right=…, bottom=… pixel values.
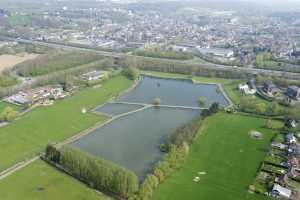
left=72, top=76, right=230, bottom=178
left=73, top=107, right=199, bottom=178
left=117, top=76, right=230, bottom=107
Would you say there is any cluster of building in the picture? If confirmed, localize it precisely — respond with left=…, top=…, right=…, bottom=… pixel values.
left=270, top=127, right=300, bottom=199
left=1, top=1, right=300, bottom=65
left=239, top=79, right=300, bottom=104
left=5, top=86, right=67, bottom=106
left=3, top=70, right=105, bottom=108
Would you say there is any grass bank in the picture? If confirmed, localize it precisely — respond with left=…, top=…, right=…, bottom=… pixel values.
left=153, top=113, right=275, bottom=200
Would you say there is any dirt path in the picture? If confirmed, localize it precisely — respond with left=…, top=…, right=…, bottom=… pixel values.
left=0, top=156, right=39, bottom=180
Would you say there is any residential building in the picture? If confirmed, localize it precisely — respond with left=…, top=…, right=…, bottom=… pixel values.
left=286, top=85, right=300, bottom=102
left=262, top=80, right=280, bottom=96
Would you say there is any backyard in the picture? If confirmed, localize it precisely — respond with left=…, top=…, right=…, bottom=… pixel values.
left=153, top=113, right=276, bottom=200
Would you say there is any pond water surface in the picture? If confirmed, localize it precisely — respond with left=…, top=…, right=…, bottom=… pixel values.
left=117, top=76, right=230, bottom=107
left=74, top=107, right=199, bottom=178
left=73, top=76, right=229, bottom=178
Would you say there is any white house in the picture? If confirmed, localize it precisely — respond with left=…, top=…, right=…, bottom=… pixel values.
left=271, top=184, right=291, bottom=199
left=239, top=84, right=256, bottom=95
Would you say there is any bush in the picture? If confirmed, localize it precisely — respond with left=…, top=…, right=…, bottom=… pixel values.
left=152, top=97, right=161, bottom=106
left=198, top=96, right=206, bottom=107
left=45, top=144, right=61, bottom=163
left=0, top=106, right=18, bottom=122
left=122, top=67, right=140, bottom=80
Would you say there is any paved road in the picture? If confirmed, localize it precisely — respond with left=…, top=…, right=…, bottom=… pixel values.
left=3, top=36, right=300, bottom=80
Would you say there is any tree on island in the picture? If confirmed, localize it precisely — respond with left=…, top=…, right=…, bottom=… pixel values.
left=153, top=97, right=161, bottom=107
left=198, top=96, right=206, bottom=107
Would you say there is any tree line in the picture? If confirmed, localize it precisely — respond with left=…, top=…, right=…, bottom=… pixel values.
left=134, top=50, right=194, bottom=60
left=14, top=50, right=104, bottom=77
left=45, top=144, right=139, bottom=199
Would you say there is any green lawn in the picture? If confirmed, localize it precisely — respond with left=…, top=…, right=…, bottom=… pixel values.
left=0, top=160, right=111, bottom=200
left=0, top=75, right=133, bottom=171
left=153, top=113, right=275, bottom=200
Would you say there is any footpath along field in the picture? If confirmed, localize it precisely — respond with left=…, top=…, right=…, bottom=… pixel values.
left=0, top=75, right=133, bottom=171
left=153, top=113, right=275, bottom=200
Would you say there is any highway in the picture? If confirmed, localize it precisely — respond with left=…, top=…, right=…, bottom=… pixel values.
left=3, top=36, right=300, bottom=80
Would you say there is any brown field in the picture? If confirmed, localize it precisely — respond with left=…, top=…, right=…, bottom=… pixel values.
left=0, top=54, right=38, bottom=72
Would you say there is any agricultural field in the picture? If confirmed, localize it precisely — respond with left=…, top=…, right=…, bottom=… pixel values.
left=0, top=160, right=111, bottom=200
left=0, top=75, right=133, bottom=171
left=153, top=113, right=276, bottom=200
left=0, top=54, right=38, bottom=72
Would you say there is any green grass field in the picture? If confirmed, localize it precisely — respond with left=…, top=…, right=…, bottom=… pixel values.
left=0, top=160, right=111, bottom=200
left=153, top=113, right=275, bottom=200
left=0, top=75, right=133, bottom=171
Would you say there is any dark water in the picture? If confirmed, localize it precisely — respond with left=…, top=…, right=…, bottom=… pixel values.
left=73, top=76, right=228, bottom=178
left=95, top=103, right=144, bottom=116
left=73, top=108, right=199, bottom=178
left=117, top=76, right=229, bottom=107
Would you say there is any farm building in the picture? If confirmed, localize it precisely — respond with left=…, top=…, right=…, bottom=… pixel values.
left=81, top=71, right=104, bottom=81
left=271, top=184, right=291, bottom=199
left=6, top=92, right=32, bottom=106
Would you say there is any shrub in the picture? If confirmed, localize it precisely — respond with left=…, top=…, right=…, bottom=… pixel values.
left=152, top=97, right=161, bottom=106
left=198, top=96, right=206, bottom=107
left=45, top=144, right=61, bottom=163
left=122, top=67, right=140, bottom=80
left=0, top=106, right=18, bottom=122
